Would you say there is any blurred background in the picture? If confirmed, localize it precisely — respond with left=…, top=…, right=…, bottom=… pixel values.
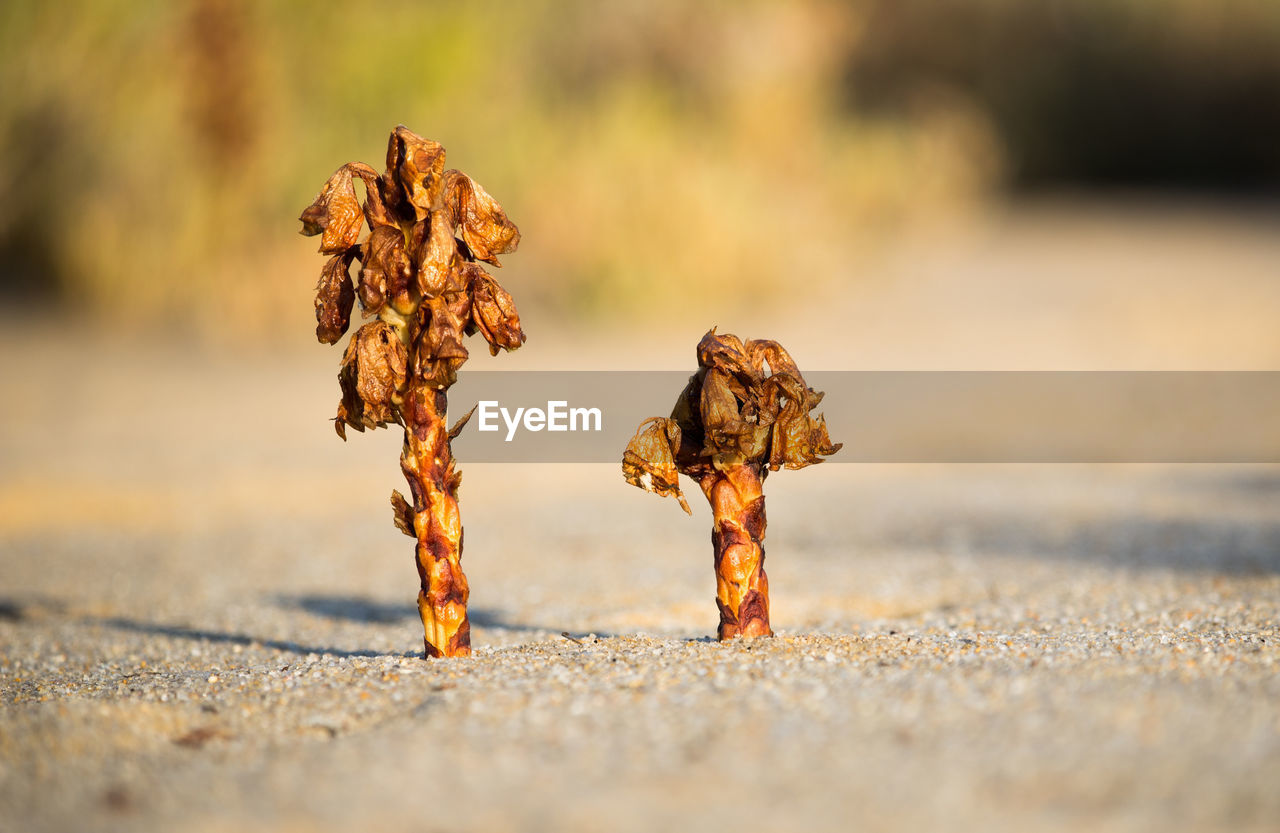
left=1, top=0, right=1277, bottom=365
left=4, top=5, right=1280, bottom=832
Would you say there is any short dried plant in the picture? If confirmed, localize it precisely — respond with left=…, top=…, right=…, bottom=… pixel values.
left=623, top=330, right=840, bottom=639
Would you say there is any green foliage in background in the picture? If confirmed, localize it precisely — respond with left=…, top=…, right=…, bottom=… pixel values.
left=1, top=0, right=1277, bottom=334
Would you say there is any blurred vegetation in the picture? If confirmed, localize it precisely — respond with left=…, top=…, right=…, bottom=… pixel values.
left=847, top=0, right=1280, bottom=191
left=0, top=0, right=1277, bottom=335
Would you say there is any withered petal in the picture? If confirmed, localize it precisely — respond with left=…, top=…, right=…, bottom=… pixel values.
left=361, top=171, right=398, bottom=230
left=413, top=293, right=471, bottom=389
left=467, top=265, right=525, bottom=356
left=746, top=339, right=805, bottom=382
left=622, top=417, right=691, bottom=514
left=336, top=320, right=408, bottom=433
left=699, top=368, right=767, bottom=461
left=448, top=404, right=478, bottom=439
left=442, top=170, right=520, bottom=265
left=358, top=226, right=410, bottom=314
left=810, top=414, right=842, bottom=457
left=696, top=329, right=752, bottom=380
left=414, top=211, right=457, bottom=299
left=390, top=490, right=415, bottom=537
left=355, top=321, right=408, bottom=407
left=314, top=252, right=355, bottom=344
left=389, top=126, right=446, bottom=221
left=299, top=166, right=365, bottom=254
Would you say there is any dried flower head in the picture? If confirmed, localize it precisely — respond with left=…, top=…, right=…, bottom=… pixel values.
left=625, top=329, right=840, bottom=507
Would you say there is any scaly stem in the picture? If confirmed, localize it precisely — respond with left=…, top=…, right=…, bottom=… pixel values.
left=400, top=381, right=470, bottom=658
left=699, top=463, right=771, bottom=640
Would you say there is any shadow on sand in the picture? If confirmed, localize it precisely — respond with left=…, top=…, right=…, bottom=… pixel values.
left=818, top=511, right=1280, bottom=575
left=274, top=593, right=616, bottom=640
left=94, top=617, right=401, bottom=659
left=88, top=604, right=614, bottom=659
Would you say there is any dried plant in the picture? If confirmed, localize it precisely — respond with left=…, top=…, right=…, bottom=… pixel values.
left=300, top=126, right=524, bottom=658
left=623, top=330, right=840, bottom=639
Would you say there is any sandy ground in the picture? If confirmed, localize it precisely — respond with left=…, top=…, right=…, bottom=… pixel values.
left=2, top=202, right=1279, bottom=832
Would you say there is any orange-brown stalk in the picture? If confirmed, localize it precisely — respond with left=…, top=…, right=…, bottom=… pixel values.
left=700, top=463, right=771, bottom=639
left=623, top=330, right=839, bottom=641
left=399, top=383, right=470, bottom=657
left=300, top=127, right=524, bottom=658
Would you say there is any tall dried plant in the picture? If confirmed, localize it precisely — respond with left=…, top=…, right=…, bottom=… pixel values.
left=300, top=126, right=524, bottom=658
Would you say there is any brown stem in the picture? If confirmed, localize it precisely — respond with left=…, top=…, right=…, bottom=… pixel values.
left=400, top=381, right=470, bottom=658
left=699, top=463, right=771, bottom=640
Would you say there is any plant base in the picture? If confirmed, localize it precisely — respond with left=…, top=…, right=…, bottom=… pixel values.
left=700, top=463, right=772, bottom=640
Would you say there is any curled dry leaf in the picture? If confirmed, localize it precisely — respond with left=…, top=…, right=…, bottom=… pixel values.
left=335, top=321, right=408, bottom=438
left=390, top=490, right=415, bottom=537
left=314, top=252, right=356, bottom=345
left=414, top=293, right=471, bottom=389
left=696, top=330, right=754, bottom=381
left=765, top=372, right=838, bottom=470
left=415, top=212, right=458, bottom=300
left=468, top=264, right=525, bottom=355
left=358, top=226, right=411, bottom=315
left=698, top=367, right=771, bottom=465
left=448, top=404, right=478, bottom=439
left=622, top=417, right=690, bottom=514
left=443, top=170, right=520, bottom=265
left=390, top=127, right=446, bottom=221
left=299, top=166, right=365, bottom=255
left=361, top=174, right=396, bottom=230
left=746, top=339, right=802, bottom=379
